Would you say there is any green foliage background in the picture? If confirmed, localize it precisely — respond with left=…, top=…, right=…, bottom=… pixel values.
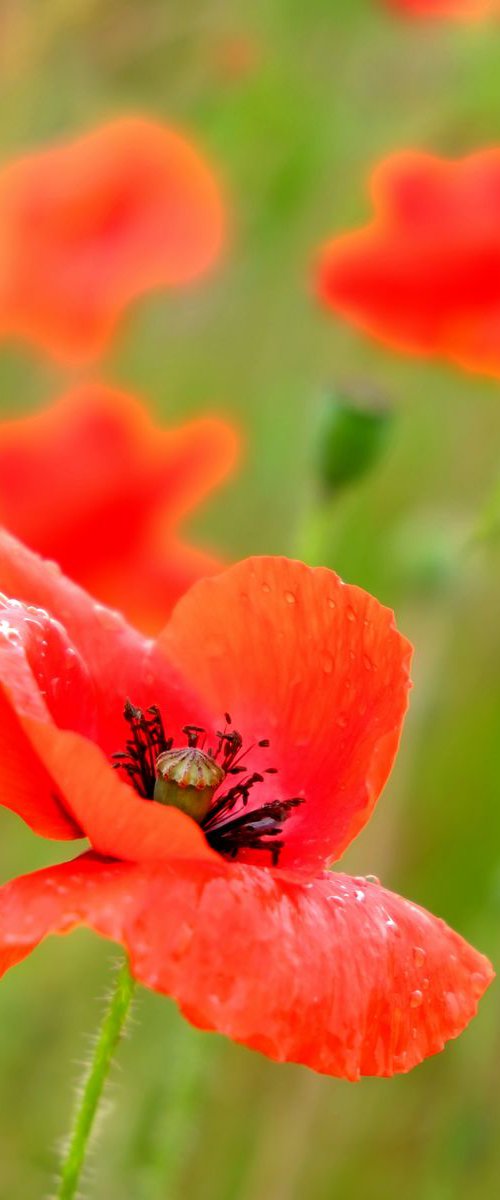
left=0, top=2, right=499, bottom=1197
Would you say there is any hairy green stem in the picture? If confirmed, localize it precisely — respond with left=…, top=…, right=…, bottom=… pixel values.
left=55, top=957, right=136, bottom=1200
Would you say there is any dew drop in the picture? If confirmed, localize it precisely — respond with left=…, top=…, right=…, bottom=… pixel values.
left=284, top=590, right=296, bottom=604
left=410, top=989, right=423, bottom=1008
left=413, top=946, right=426, bottom=968
left=0, top=621, right=22, bottom=646
left=355, top=888, right=366, bottom=903
left=336, top=713, right=348, bottom=728
left=363, top=654, right=373, bottom=671
left=261, top=582, right=271, bottom=594
left=322, top=653, right=334, bottom=674
left=365, top=874, right=380, bottom=885
left=346, top=606, right=356, bottom=623
left=327, top=597, right=336, bottom=609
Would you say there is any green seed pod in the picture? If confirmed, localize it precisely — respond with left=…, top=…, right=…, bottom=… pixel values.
left=316, top=384, right=393, bottom=494
left=154, top=747, right=225, bottom=823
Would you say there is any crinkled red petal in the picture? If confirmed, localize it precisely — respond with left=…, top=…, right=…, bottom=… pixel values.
left=0, top=529, right=206, bottom=750
left=0, top=534, right=214, bottom=854
left=0, top=385, right=239, bottom=633
left=0, top=118, right=224, bottom=362
left=317, top=150, right=500, bottom=377
left=0, top=686, right=79, bottom=838
left=0, top=854, right=492, bottom=1079
left=160, top=556, right=412, bottom=871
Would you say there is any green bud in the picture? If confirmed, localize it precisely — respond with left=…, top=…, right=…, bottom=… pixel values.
left=317, top=384, right=393, bottom=494
left=154, top=747, right=225, bottom=823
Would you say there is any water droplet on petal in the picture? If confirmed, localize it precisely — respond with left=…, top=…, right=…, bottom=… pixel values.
left=336, top=713, right=348, bottom=728
left=284, top=590, right=296, bottom=604
left=0, top=621, right=22, bottom=646
left=363, top=654, right=373, bottom=671
left=327, top=597, right=336, bottom=609
left=261, top=582, right=271, bottom=594
left=322, top=653, right=334, bottom=674
left=410, top=989, right=423, bottom=1008
left=413, top=946, right=426, bottom=968
left=346, top=606, right=356, bottom=622
left=365, top=874, right=380, bottom=885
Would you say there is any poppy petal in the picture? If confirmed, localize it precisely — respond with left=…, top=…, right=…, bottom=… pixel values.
left=0, top=686, right=80, bottom=838
left=0, top=118, right=224, bottom=362
left=0, top=529, right=205, bottom=751
left=0, top=583, right=214, bottom=861
left=19, top=722, right=216, bottom=863
left=0, top=385, right=239, bottom=633
left=160, top=557, right=412, bottom=872
left=317, top=149, right=500, bottom=377
left=0, top=857, right=492, bottom=1079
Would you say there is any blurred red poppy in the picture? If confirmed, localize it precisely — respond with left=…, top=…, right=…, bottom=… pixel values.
left=0, top=535, right=492, bottom=1078
left=317, top=149, right=500, bottom=377
left=388, top=0, right=497, bottom=18
left=0, top=385, right=238, bottom=633
left=0, top=118, right=224, bottom=363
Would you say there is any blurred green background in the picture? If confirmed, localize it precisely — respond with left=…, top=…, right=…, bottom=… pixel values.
left=0, top=1, right=499, bottom=1197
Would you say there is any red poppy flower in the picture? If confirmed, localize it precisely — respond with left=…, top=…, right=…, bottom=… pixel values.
left=0, top=117, right=224, bottom=363
left=0, top=384, right=238, bottom=633
left=316, top=149, right=500, bottom=377
left=387, top=0, right=497, bottom=19
left=0, top=534, right=493, bottom=1078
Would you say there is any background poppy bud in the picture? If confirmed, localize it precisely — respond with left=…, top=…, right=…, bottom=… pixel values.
left=154, top=748, right=225, bottom=822
left=316, top=383, right=393, bottom=495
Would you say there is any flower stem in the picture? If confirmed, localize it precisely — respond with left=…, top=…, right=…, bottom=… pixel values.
left=56, top=956, right=136, bottom=1200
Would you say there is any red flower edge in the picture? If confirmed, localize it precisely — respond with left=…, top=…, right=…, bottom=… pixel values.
left=0, top=383, right=239, bottom=633
left=316, top=148, right=500, bottom=378
left=0, top=533, right=493, bottom=1077
left=0, top=854, right=491, bottom=1079
left=0, top=117, right=225, bottom=363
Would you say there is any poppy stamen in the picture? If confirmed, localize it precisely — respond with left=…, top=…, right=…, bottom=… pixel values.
left=113, top=700, right=304, bottom=864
